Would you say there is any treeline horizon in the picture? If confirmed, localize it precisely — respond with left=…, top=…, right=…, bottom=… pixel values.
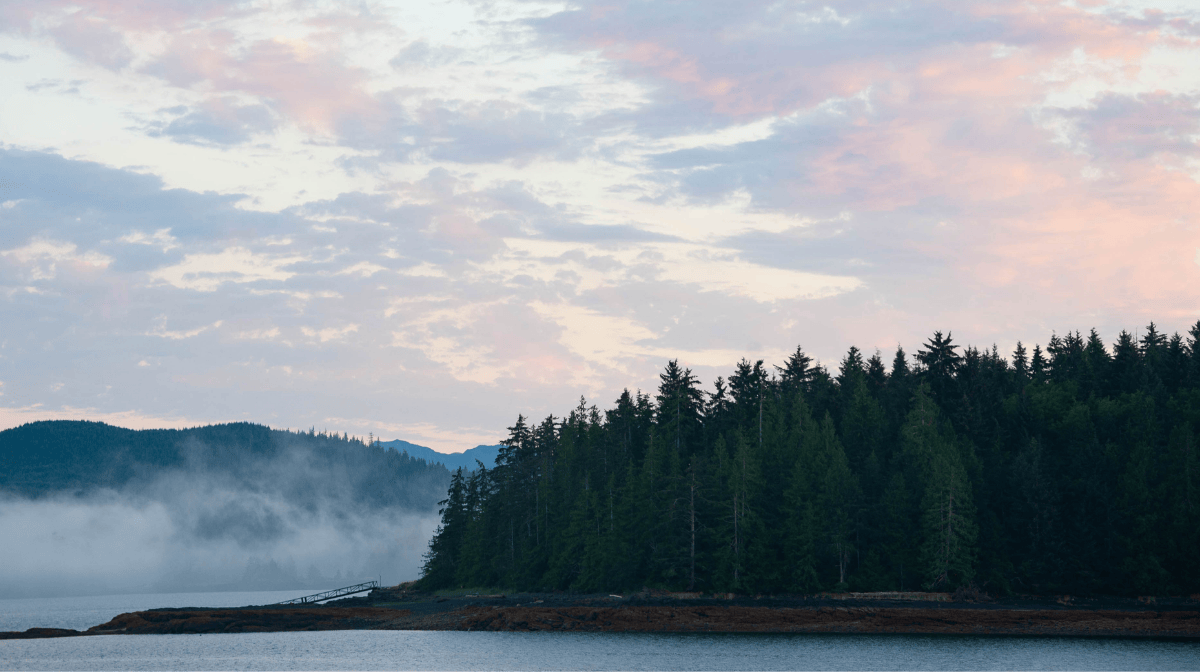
left=0, top=420, right=450, bottom=510
left=420, top=322, right=1200, bottom=597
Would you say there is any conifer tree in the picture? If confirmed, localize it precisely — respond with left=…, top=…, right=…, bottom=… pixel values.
left=813, top=414, right=860, bottom=589
left=1188, top=320, right=1200, bottom=388
left=917, top=331, right=962, bottom=403
left=879, top=472, right=916, bottom=590
left=840, top=379, right=886, bottom=476
left=866, top=351, right=888, bottom=396
left=682, top=452, right=717, bottom=590
left=837, top=347, right=866, bottom=388
left=1012, top=341, right=1028, bottom=381
left=1164, top=334, right=1188, bottom=393
left=1162, top=424, right=1198, bottom=592
left=1111, top=330, right=1141, bottom=394
left=722, top=431, right=763, bottom=590
left=1140, top=323, right=1168, bottom=394
left=1030, top=344, right=1048, bottom=382
left=778, top=345, right=815, bottom=397
left=920, top=453, right=977, bottom=590
left=901, top=386, right=978, bottom=589
left=1081, top=329, right=1109, bottom=397
left=656, top=360, right=705, bottom=461
left=1011, top=438, right=1059, bottom=588
left=418, top=323, right=1200, bottom=597
left=419, top=467, right=468, bottom=588
left=781, top=388, right=820, bottom=591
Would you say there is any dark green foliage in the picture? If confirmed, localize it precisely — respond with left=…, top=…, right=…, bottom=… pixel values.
left=422, top=468, right=469, bottom=586
left=0, top=420, right=449, bottom=511
left=420, top=324, right=1200, bottom=597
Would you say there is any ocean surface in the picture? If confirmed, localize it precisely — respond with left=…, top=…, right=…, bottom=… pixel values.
left=0, top=589, right=340, bottom=633
left=2, top=592, right=1199, bottom=671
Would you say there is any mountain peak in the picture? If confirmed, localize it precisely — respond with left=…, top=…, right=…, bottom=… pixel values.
left=379, top=440, right=501, bottom=472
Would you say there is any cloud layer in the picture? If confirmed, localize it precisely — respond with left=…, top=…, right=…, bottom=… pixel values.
left=1, top=0, right=1197, bottom=448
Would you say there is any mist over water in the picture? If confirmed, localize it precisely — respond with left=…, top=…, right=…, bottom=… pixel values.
left=0, top=430, right=443, bottom=599
left=0, top=494, right=438, bottom=598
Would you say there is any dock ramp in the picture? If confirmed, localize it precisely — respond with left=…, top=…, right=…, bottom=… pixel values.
left=271, top=580, right=380, bottom=605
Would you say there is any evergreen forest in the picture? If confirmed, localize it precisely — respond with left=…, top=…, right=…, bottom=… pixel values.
left=420, top=323, right=1200, bottom=596
left=0, top=420, right=450, bottom=511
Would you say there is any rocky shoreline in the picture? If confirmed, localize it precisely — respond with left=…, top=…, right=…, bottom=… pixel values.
left=4, top=588, right=1199, bottom=639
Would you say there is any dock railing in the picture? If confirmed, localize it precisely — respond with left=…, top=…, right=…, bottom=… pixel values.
left=271, top=580, right=380, bottom=605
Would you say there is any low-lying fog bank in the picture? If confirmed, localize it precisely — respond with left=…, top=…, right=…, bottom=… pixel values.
left=0, top=421, right=447, bottom=598
left=0, top=491, right=439, bottom=598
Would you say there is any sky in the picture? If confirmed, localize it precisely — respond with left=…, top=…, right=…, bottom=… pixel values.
left=0, top=0, right=1198, bottom=452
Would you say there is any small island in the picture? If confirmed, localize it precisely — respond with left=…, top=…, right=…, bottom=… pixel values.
left=5, top=325, right=1200, bottom=640
left=419, top=328, right=1200, bottom=605
left=5, top=584, right=1200, bottom=638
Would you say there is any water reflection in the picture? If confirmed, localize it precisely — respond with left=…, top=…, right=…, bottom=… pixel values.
left=3, top=630, right=1199, bottom=671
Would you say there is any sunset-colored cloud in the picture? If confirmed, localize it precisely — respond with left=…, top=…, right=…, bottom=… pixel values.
left=1, top=0, right=1197, bottom=450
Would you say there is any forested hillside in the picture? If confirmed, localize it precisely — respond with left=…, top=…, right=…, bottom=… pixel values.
left=0, top=422, right=451, bottom=595
left=0, top=421, right=450, bottom=511
left=421, top=323, right=1200, bottom=596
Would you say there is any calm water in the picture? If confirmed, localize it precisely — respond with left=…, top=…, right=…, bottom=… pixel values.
left=0, top=589, right=340, bottom=632
left=2, top=593, right=1198, bottom=671
left=4, top=631, right=1200, bottom=671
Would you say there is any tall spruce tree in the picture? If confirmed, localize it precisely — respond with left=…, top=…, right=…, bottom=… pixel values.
left=813, top=414, right=860, bottom=589
left=901, top=386, right=978, bottom=589
left=419, top=467, right=468, bottom=588
left=419, top=325, right=1200, bottom=597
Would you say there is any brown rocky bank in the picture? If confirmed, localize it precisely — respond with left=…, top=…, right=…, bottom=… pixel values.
left=4, top=588, right=1199, bottom=639
left=454, top=604, right=1200, bottom=638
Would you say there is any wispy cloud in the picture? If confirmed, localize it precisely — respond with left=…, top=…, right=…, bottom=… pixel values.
left=148, top=248, right=305, bottom=292
left=0, top=0, right=1197, bottom=446
left=146, top=316, right=223, bottom=340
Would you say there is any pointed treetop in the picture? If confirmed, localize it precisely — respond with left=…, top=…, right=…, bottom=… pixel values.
left=866, top=350, right=887, bottom=389
left=1085, top=329, right=1107, bottom=356
left=917, top=331, right=962, bottom=382
left=777, top=344, right=814, bottom=391
left=1012, top=341, right=1028, bottom=374
left=1140, top=322, right=1166, bottom=352
left=890, top=345, right=909, bottom=379
left=1030, top=344, right=1047, bottom=379
left=1113, top=330, right=1139, bottom=359
left=837, top=346, right=866, bottom=387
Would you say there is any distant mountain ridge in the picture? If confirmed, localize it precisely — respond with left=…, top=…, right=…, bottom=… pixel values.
left=0, top=420, right=449, bottom=509
left=380, top=440, right=501, bottom=472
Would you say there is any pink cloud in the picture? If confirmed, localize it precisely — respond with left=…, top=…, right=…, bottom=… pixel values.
left=6, top=0, right=1198, bottom=398
left=1062, top=91, right=1200, bottom=162
left=569, top=0, right=1199, bottom=328
left=46, top=11, right=134, bottom=69
left=217, top=38, right=382, bottom=134
left=137, top=31, right=384, bottom=135
left=0, top=1, right=244, bottom=39
left=2, top=1, right=386, bottom=136
left=551, top=0, right=1179, bottom=121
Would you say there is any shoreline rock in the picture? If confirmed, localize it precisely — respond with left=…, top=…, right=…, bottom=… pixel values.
left=4, top=591, right=1199, bottom=639
left=453, top=604, right=1200, bottom=638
